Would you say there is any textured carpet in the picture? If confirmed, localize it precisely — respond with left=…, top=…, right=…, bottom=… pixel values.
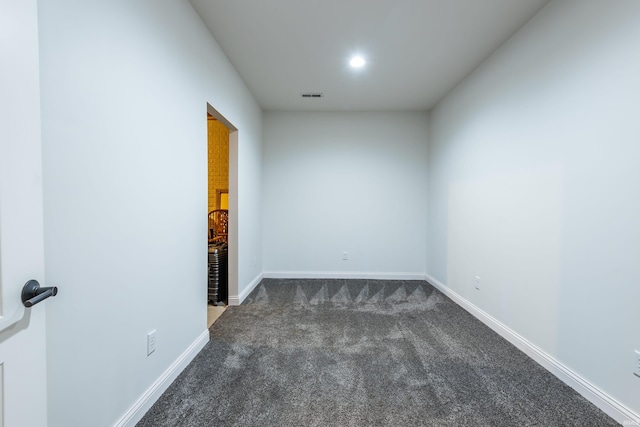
left=137, top=279, right=617, bottom=426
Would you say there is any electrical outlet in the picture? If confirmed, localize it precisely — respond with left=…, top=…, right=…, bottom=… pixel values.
left=147, top=330, right=157, bottom=356
left=634, top=350, right=640, bottom=378
left=475, top=276, right=481, bottom=290
left=342, top=251, right=348, bottom=261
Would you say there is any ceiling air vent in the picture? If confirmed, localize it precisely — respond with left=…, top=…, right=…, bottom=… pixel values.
left=301, top=93, right=323, bottom=98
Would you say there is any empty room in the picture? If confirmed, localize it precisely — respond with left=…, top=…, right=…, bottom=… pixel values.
left=1, top=0, right=638, bottom=426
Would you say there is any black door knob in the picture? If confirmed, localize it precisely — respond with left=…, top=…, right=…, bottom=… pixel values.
left=21, top=280, right=58, bottom=307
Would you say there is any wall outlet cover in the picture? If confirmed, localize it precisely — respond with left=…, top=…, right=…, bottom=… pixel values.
left=147, top=330, right=157, bottom=356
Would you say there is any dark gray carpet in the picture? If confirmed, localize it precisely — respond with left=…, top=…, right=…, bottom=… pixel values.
left=137, top=279, right=617, bottom=426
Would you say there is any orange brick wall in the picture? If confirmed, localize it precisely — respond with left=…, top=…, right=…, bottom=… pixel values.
left=208, top=118, right=229, bottom=212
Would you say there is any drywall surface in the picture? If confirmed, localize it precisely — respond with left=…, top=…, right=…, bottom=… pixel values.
left=428, top=0, right=640, bottom=415
left=263, top=111, right=428, bottom=276
left=38, top=0, right=262, bottom=425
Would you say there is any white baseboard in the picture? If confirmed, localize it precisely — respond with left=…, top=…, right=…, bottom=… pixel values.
left=263, top=271, right=426, bottom=281
left=113, top=329, right=210, bottom=427
left=228, top=272, right=264, bottom=306
left=424, top=273, right=640, bottom=426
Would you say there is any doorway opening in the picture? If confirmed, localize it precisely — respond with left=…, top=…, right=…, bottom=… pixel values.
left=206, top=104, right=238, bottom=328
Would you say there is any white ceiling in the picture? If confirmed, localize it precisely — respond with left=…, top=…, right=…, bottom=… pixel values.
left=190, top=0, right=551, bottom=111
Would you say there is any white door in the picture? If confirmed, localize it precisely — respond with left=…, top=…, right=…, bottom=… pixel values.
left=0, top=0, right=49, bottom=426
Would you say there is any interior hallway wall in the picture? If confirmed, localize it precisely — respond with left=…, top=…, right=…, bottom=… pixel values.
left=38, top=0, right=262, bottom=425
left=263, top=111, right=428, bottom=277
left=428, top=0, right=640, bottom=416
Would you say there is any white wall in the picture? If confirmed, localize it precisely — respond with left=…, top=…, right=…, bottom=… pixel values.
left=263, top=112, right=428, bottom=278
left=38, top=1, right=262, bottom=426
left=428, top=0, right=640, bottom=417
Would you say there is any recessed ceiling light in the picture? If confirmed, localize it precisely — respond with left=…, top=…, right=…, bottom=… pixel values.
left=349, top=55, right=366, bottom=68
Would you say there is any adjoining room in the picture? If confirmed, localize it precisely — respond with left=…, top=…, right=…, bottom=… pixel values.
left=207, top=113, right=229, bottom=327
